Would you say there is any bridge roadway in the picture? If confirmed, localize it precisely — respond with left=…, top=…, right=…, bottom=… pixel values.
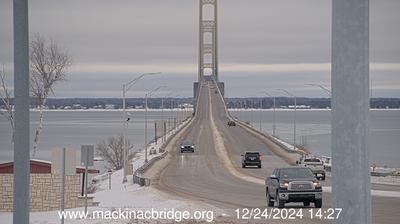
left=150, top=81, right=400, bottom=223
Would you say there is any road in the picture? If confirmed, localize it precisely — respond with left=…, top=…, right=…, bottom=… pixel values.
left=151, top=81, right=400, bottom=223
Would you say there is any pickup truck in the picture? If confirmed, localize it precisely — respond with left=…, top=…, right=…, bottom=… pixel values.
left=265, top=167, right=323, bottom=208
left=298, top=158, right=326, bottom=180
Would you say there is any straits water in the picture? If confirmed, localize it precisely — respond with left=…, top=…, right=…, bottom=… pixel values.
left=0, top=109, right=399, bottom=168
left=231, top=109, right=400, bottom=168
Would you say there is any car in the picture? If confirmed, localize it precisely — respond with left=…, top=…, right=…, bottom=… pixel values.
left=298, top=157, right=326, bottom=180
left=265, top=167, right=323, bottom=208
left=241, top=151, right=262, bottom=168
left=227, top=120, right=236, bottom=126
left=180, top=140, right=195, bottom=153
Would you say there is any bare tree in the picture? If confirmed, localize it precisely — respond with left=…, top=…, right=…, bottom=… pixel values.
left=30, top=34, right=72, bottom=158
left=0, top=66, right=14, bottom=142
left=96, top=135, right=136, bottom=170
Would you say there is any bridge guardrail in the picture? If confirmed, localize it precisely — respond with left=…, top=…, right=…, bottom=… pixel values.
left=132, top=117, right=193, bottom=186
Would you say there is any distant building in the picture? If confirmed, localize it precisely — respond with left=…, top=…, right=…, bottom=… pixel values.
left=105, top=104, right=115, bottom=109
left=288, top=105, right=311, bottom=109
left=93, top=105, right=104, bottom=109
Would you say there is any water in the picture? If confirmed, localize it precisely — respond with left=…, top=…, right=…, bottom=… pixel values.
left=1, top=109, right=398, bottom=168
left=0, top=109, right=192, bottom=172
left=230, top=109, right=400, bottom=168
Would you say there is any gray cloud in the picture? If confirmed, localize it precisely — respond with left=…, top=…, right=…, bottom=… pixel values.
left=1, top=0, right=399, bottom=97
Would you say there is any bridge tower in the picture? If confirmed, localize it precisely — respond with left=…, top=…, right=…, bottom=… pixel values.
left=198, top=0, right=218, bottom=82
left=194, top=0, right=224, bottom=107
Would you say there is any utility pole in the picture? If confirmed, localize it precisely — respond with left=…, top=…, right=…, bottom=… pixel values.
left=278, top=89, right=296, bottom=151
left=264, top=91, right=276, bottom=136
left=13, top=1, right=30, bottom=223
left=332, top=0, right=371, bottom=223
left=259, top=98, right=263, bottom=131
left=144, top=93, right=149, bottom=163
left=144, top=86, right=165, bottom=163
left=121, top=72, right=161, bottom=182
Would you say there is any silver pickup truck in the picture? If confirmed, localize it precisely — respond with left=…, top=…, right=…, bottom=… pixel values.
left=298, top=158, right=326, bottom=180
left=265, top=167, right=323, bottom=208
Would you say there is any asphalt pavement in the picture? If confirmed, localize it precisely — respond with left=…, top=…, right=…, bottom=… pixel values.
left=154, top=81, right=400, bottom=223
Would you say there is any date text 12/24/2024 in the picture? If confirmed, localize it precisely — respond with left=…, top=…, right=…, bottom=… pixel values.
left=235, top=208, right=342, bottom=220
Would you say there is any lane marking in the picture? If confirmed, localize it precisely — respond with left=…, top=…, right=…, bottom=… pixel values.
left=208, top=85, right=264, bottom=186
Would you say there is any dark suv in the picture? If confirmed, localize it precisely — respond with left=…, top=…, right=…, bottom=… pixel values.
left=265, top=167, right=322, bottom=208
left=227, top=120, right=236, bottom=126
left=241, top=151, right=262, bottom=168
left=180, top=140, right=195, bottom=153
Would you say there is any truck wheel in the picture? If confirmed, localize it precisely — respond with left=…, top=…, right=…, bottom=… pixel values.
left=258, top=164, right=262, bottom=168
left=303, top=201, right=310, bottom=207
left=315, top=199, right=322, bottom=208
left=321, top=175, right=326, bottom=181
left=277, top=191, right=285, bottom=208
left=242, top=164, right=246, bottom=168
left=266, top=189, right=274, bottom=207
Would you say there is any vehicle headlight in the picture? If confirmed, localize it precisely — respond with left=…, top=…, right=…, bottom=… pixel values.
left=313, top=181, right=321, bottom=188
left=181, top=146, right=184, bottom=148
left=191, top=146, right=194, bottom=148
left=279, top=182, right=289, bottom=188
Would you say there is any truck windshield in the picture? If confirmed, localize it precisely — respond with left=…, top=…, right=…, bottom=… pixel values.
left=279, top=168, right=314, bottom=179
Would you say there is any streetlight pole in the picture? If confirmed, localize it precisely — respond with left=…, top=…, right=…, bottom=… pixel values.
left=121, top=72, right=161, bottom=183
left=305, top=83, right=332, bottom=108
left=144, top=86, right=166, bottom=163
left=278, top=89, right=297, bottom=151
left=264, top=91, right=276, bottom=136
left=259, top=97, right=263, bottom=131
left=305, top=83, right=332, bottom=96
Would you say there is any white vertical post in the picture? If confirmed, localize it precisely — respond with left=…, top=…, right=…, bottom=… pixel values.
left=259, top=98, right=262, bottom=131
left=213, top=0, right=219, bottom=81
left=272, top=97, right=276, bottom=136
left=60, top=148, right=66, bottom=224
left=84, top=149, right=89, bottom=214
left=161, top=98, right=164, bottom=143
left=13, top=0, right=30, bottom=223
left=122, top=84, right=127, bottom=183
left=145, top=94, right=148, bottom=163
left=293, top=96, right=296, bottom=151
left=332, top=0, right=371, bottom=223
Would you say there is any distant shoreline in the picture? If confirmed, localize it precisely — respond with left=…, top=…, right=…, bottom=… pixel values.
left=1, top=108, right=398, bottom=112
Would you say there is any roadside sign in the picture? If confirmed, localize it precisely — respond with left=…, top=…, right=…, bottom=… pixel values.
left=51, top=148, right=76, bottom=175
left=81, top=145, right=94, bottom=166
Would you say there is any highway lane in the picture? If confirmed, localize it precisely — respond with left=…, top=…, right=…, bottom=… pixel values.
left=209, top=83, right=290, bottom=180
left=160, top=82, right=269, bottom=208
left=156, top=81, right=400, bottom=223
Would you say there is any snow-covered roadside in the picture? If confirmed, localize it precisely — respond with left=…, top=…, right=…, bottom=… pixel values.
left=0, top=118, right=216, bottom=224
left=130, top=118, right=191, bottom=173
left=322, top=186, right=400, bottom=198
left=0, top=165, right=218, bottom=224
left=270, top=135, right=303, bottom=153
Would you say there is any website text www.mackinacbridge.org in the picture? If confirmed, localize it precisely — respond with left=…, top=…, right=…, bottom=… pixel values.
left=58, top=208, right=214, bottom=223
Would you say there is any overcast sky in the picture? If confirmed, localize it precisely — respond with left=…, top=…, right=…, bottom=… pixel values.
left=0, top=0, right=399, bottom=98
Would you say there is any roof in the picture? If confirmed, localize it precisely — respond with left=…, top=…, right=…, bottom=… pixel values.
left=0, top=159, right=99, bottom=174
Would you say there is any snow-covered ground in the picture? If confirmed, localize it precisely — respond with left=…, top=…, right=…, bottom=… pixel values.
left=271, top=135, right=303, bottom=153
left=0, top=169, right=205, bottom=224
left=130, top=118, right=191, bottom=173
left=0, top=118, right=221, bottom=224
